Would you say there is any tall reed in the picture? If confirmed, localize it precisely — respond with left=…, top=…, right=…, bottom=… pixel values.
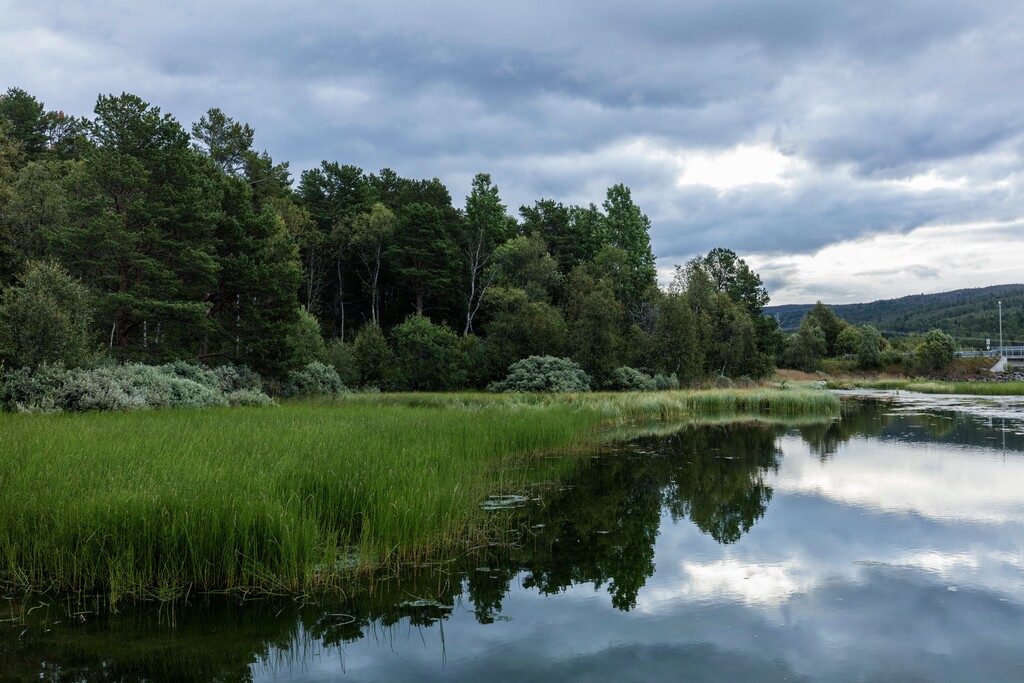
left=0, top=389, right=837, bottom=602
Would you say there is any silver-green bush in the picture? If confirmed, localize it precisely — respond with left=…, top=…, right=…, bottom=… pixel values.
left=282, top=361, right=348, bottom=397
left=226, top=389, right=277, bottom=407
left=488, top=356, right=591, bottom=393
left=0, top=362, right=275, bottom=413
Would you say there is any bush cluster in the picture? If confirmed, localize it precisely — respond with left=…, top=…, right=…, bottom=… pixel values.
left=608, top=366, right=680, bottom=391
left=282, top=361, right=348, bottom=398
left=0, top=362, right=274, bottom=413
left=488, top=356, right=592, bottom=393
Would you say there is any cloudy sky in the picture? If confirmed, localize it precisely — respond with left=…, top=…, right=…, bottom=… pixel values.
left=4, top=0, right=1024, bottom=304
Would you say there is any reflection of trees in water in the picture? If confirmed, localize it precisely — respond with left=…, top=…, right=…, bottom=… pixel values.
left=516, top=423, right=783, bottom=610
left=12, top=398, right=1024, bottom=679
left=1, top=599, right=300, bottom=683
left=0, top=422, right=799, bottom=679
left=797, top=396, right=1024, bottom=459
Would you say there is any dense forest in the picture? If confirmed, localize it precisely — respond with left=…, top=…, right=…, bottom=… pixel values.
left=767, top=284, right=1024, bottom=347
left=0, top=87, right=783, bottom=394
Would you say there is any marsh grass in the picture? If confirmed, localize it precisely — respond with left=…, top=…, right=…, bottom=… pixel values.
left=0, top=389, right=837, bottom=603
left=826, top=379, right=1024, bottom=396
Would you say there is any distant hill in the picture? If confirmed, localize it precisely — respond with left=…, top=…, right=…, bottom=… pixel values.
left=765, top=284, right=1024, bottom=347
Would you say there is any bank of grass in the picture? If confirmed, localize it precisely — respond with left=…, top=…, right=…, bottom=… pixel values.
left=0, top=388, right=837, bottom=603
left=825, top=379, right=1024, bottom=396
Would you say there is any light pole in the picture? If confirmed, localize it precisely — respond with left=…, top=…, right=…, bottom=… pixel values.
left=999, top=300, right=1003, bottom=356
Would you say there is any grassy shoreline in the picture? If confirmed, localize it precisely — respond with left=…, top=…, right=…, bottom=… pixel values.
left=0, top=389, right=838, bottom=604
left=823, top=379, right=1024, bottom=396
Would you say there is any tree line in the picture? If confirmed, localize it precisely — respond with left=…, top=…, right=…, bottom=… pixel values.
left=780, top=301, right=957, bottom=373
left=0, top=87, right=783, bottom=390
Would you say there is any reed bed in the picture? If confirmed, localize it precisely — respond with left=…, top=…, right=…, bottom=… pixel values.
left=0, top=388, right=837, bottom=602
left=826, top=379, right=1024, bottom=396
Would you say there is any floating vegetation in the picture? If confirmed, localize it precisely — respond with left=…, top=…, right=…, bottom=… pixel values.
left=480, top=495, right=532, bottom=510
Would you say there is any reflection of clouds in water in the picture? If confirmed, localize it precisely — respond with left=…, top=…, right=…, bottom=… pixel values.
left=638, top=559, right=802, bottom=608
left=774, top=435, right=1024, bottom=524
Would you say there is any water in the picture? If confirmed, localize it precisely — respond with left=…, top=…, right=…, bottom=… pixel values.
left=4, top=392, right=1024, bottom=682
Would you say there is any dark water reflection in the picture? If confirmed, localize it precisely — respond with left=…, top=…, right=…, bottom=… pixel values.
left=5, top=392, right=1024, bottom=682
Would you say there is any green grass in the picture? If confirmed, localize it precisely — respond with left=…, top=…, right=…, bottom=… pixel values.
left=825, top=379, right=1024, bottom=395
left=0, top=389, right=838, bottom=603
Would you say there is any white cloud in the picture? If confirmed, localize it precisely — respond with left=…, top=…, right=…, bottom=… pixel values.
left=675, top=144, right=805, bottom=191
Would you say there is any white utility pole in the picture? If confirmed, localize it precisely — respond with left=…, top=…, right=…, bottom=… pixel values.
left=999, top=300, right=1003, bottom=356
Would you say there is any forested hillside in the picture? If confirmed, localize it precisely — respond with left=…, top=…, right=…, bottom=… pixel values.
left=0, top=87, right=782, bottom=392
left=767, top=285, right=1024, bottom=346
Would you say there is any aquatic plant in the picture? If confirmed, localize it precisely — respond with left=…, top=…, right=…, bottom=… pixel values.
left=0, top=388, right=838, bottom=603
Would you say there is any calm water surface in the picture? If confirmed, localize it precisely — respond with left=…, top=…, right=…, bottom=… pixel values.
left=4, top=392, right=1024, bottom=682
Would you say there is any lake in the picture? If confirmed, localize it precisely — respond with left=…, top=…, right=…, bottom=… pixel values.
left=4, top=391, right=1024, bottom=682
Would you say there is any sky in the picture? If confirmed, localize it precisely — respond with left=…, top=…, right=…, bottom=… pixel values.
left=3, top=0, right=1024, bottom=305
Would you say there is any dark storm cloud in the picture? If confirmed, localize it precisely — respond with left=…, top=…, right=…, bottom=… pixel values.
left=4, top=0, right=1024, bottom=298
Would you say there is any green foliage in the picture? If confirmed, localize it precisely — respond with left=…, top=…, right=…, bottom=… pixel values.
left=190, top=107, right=255, bottom=176
left=323, top=338, right=361, bottom=388
left=519, top=199, right=604, bottom=277
left=388, top=200, right=460, bottom=317
left=0, top=87, right=81, bottom=163
left=351, top=201, right=397, bottom=323
left=610, top=366, right=655, bottom=391
left=211, top=364, right=263, bottom=393
left=0, top=260, right=95, bottom=368
left=856, top=324, right=885, bottom=369
left=202, top=173, right=303, bottom=378
left=0, top=361, right=276, bottom=413
left=389, top=315, right=468, bottom=391
left=602, top=184, right=657, bottom=313
left=488, top=355, right=592, bottom=393
left=767, top=284, right=1024, bottom=345
left=783, top=322, right=828, bottom=372
left=915, top=328, right=956, bottom=371
left=59, top=364, right=227, bottom=411
left=353, top=321, right=396, bottom=388
left=834, top=325, right=862, bottom=357
left=461, top=173, right=516, bottom=334
left=802, top=301, right=847, bottom=357
left=652, top=293, right=702, bottom=383
left=565, top=267, right=624, bottom=385
left=0, top=89, right=793, bottom=392
left=489, top=234, right=562, bottom=303
left=0, top=363, right=68, bottom=413
left=700, top=247, right=770, bottom=316
left=57, top=93, right=219, bottom=361
left=482, top=287, right=568, bottom=381
left=289, top=309, right=326, bottom=367
left=282, top=361, right=347, bottom=397
left=225, top=388, right=276, bottom=407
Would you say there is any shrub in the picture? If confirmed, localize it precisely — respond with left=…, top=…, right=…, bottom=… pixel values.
left=211, top=364, right=264, bottom=393
left=322, top=339, right=361, bottom=388
left=0, top=260, right=95, bottom=369
left=158, top=360, right=219, bottom=388
left=226, top=389, right=276, bottom=407
left=282, top=361, right=347, bottom=397
left=389, top=316, right=468, bottom=391
left=0, top=362, right=274, bottom=413
left=856, top=325, right=885, bottom=369
left=650, top=373, right=680, bottom=390
left=353, top=321, right=395, bottom=388
left=60, top=364, right=227, bottom=411
left=609, top=366, right=656, bottom=391
left=488, top=356, right=591, bottom=393
left=879, top=348, right=904, bottom=367
left=0, top=363, right=67, bottom=412
left=915, top=329, right=956, bottom=371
